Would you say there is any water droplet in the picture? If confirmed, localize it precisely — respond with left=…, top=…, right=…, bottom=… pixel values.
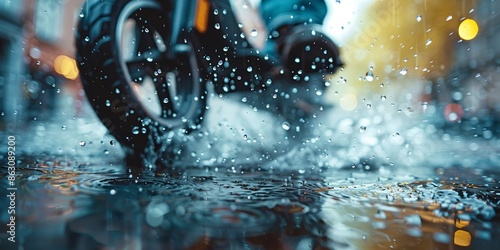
left=365, top=71, right=374, bottom=81
left=282, top=122, right=291, bottom=131
left=132, top=126, right=140, bottom=134
left=399, top=67, right=408, bottom=76
left=416, top=15, right=422, bottom=22
left=359, top=126, right=366, bottom=133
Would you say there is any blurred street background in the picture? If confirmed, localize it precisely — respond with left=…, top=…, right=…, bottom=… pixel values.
left=0, top=0, right=498, bottom=136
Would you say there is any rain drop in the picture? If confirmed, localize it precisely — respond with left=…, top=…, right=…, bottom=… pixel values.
left=359, top=126, right=367, bottom=133
left=365, top=71, right=374, bottom=82
left=132, top=126, right=140, bottom=134
left=282, top=122, right=291, bottom=131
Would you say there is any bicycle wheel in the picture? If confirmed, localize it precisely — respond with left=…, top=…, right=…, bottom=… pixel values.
left=76, top=0, right=206, bottom=155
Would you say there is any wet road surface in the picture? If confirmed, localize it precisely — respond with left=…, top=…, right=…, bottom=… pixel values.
left=1, top=91, right=499, bottom=250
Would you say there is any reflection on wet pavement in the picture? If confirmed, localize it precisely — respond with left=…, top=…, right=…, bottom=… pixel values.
left=1, top=154, right=498, bottom=249
left=0, top=89, right=499, bottom=249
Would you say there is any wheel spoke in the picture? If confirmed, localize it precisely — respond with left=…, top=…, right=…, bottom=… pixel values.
left=134, top=17, right=161, bottom=53
left=154, top=71, right=177, bottom=118
left=125, top=50, right=163, bottom=83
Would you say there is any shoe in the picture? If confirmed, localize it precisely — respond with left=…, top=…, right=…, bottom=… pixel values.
left=277, top=24, right=343, bottom=76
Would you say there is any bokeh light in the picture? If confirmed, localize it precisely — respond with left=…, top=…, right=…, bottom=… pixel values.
left=454, top=230, right=471, bottom=247
left=458, top=19, right=479, bottom=40
left=339, top=93, right=358, bottom=111
left=444, top=103, right=464, bottom=122
left=54, top=55, right=79, bottom=80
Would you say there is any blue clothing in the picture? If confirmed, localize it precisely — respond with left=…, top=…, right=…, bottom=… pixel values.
left=260, top=0, right=328, bottom=33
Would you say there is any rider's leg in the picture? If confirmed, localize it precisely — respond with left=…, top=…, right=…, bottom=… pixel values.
left=260, top=0, right=327, bottom=34
left=260, top=0, right=343, bottom=75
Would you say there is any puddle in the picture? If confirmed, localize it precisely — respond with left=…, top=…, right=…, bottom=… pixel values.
left=1, top=157, right=498, bottom=249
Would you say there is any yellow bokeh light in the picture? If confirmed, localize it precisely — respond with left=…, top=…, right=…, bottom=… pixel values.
left=54, top=55, right=79, bottom=80
left=340, top=93, right=358, bottom=111
left=454, top=230, right=471, bottom=247
left=458, top=19, right=479, bottom=40
left=54, top=55, right=66, bottom=75
left=455, top=219, right=470, bottom=228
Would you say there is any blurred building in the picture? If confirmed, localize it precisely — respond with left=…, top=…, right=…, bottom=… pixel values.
left=23, top=0, right=84, bottom=120
left=0, top=0, right=84, bottom=129
left=429, top=0, right=499, bottom=134
left=0, top=0, right=24, bottom=130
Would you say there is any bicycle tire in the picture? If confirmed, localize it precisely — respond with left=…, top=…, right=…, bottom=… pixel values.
left=75, top=0, right=206, bottom=156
